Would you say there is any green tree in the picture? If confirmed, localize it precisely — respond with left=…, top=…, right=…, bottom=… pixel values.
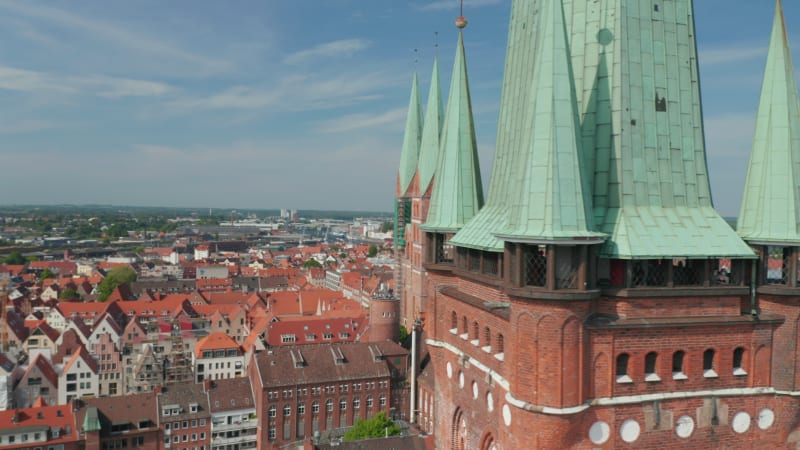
left=399, top=325, right=409, bottom=342
left=381, top=221, right=394, bottom=233
left=303, top=259, right=323, bottom=269
left=343, top=412, right=401, bottom=441
left=59, top=288, right=79, bottom=300
left=3, top=251, right=26, bottom=265
left=96, top=266, right=137, bottom=302
left=39, top=268, right=56, bottom=280
left=368, top=245, right=378, bottom=258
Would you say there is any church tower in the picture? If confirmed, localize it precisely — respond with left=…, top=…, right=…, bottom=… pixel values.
left=404, top=0, right=800, bottom=448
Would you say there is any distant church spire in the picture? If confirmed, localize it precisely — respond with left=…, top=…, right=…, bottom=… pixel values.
left=397, top=69, right=423, bottom=198
left=416, top=53, right=444, bottom=196
left=738, top=0, right=800, bottom=244
left=422, top=12, right=483, bottom=232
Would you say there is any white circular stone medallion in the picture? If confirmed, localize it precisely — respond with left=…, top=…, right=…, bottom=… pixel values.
left=588, top=421, right=611, bottom=445
left=732, top=411, right=751, bottom=434
left=675, top=415, right=695, bottom=438
left=459, top=371, right=465, bottom=389
left=472, top=381, right=479, bottom=399
left=502, top=404, right=512, bottom=426
left=758, top=408, right=775, bottom=430
left=620, top=419, right=641, bottom=443
left=446, top=362, right=453, bottom=379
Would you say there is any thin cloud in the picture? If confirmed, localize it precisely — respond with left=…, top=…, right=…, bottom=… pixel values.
left=416, top=0, right=504, bottom=12
left=284, top=38, right=371, bottom=64
left=316, top=108, right=407, bottom=133
left=0, top=65, right=172, bottom=98
left=168, top=71, right=399, bottom=113
left=700, top=45, right=766, bottom=66
left=0, top=119, right=65, bottom=135
left=0, top=0, right=231, bottom=75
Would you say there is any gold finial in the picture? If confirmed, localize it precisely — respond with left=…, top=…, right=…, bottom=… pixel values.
left=455, top=0, right=467, bottom=29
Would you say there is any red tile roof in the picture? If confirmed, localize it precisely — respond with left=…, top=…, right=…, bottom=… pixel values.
left=195, top=332, right=240, bottom=357
left=0, top=404, right=79, bottom=445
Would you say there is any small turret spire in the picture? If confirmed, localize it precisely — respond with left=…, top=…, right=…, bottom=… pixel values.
left=738, top=0, right=800, bottom=244
left=397, top=68, right=424, bottom=198
left=422, top=25, right=484, bottom=232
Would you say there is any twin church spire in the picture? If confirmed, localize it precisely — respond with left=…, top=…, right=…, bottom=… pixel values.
left=396, top=17, right=484, bottom=232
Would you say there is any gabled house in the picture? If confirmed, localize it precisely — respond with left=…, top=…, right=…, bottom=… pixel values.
left=0, top=308, right=28, bottom=354
left=86, top=312, right=122, bottom=348
left=125, top=344, right=162, bottom=395
left=91, top=333, right=123, bottom=397
left=23, top=322, right=60, bottom=360
left=14, top=354, right=58, bottom=408
left=58, top=345, right=99, bottom=405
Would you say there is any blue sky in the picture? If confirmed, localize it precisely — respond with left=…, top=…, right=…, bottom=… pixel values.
left=0, top=0, right=797, bottom=216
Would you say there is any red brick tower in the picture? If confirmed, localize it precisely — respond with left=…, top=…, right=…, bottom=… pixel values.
left=401, top=0, right=800, bottom=449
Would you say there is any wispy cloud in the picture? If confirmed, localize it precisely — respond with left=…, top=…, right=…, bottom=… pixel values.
left=416, top=0, right=504, bottom=12
left=168, top=71, right=399, bottom=113
left=284, top=38, right=371, bottom=64
left=316, top=108, right=407, bottom=133
left=0, top=119, right=66, bottom=135
left=700, top=45, right=766, bottom=66
left=0, top=0, right=231, bottom=75
left=0, top=65, right=172, bottom=98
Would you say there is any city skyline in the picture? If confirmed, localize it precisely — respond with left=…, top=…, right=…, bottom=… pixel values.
left=0, top=0, right=796, bottom=215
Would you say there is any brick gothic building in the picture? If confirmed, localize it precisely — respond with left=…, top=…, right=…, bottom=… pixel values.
left=249, top=342, right=409, bottom=449
left=398, top=0, right=800, bottom=449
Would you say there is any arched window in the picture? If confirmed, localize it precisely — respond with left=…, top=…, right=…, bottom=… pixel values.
left=462, top=316, right=468, bottom=335
left=326, top=399, right=333, bottom=412
left=269, top=405, right=276, bottom=418
left=472, top=321, right=479, bottom=341
left=483, top=327, right=491, bottom=350
left=298, top=402, right=305, bottom=415
left=366, top=395, right=374, bottom=408
left=311, top=401, right=319, bottom=414
left=703, top=349, right=717, bottom=377
left=672, top=351, right=686, bottom=379
left=451, top=312, right=458, bottom=330
left=496, top=334, right=504, bottom=356
left=733, top=347, right=747, bottom=376
left=645, top=352, right=659, bottom=381
left=283, top=404, right=291, bottom=416
left=616, top=353, right=631, bottom=383
left=339, top=399, right=347, bottom=411
left=353, top=398, right=360, bottom=409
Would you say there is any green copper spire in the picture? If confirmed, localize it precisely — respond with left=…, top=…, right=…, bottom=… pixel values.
left=397, top=72, right=423, bottom=197
left=422, top=32, right=484, bottom=232
left=452, top=0, right=753, bottom=258
left=417, top=57, right=445, bottom=196
left=449, top=0, right=540, bottom=251
left=83, top=406, right=101, bottom=432
left=494, top=0, right=604, bottom=243
left=738, top=0, right=800, bottom=244
left=580, top=0, right=753, bottom=259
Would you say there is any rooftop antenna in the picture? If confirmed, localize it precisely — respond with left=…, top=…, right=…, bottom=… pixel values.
left=414, top=48, right=419, bottom=69
left=435, top=31, right=439, bottom=56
